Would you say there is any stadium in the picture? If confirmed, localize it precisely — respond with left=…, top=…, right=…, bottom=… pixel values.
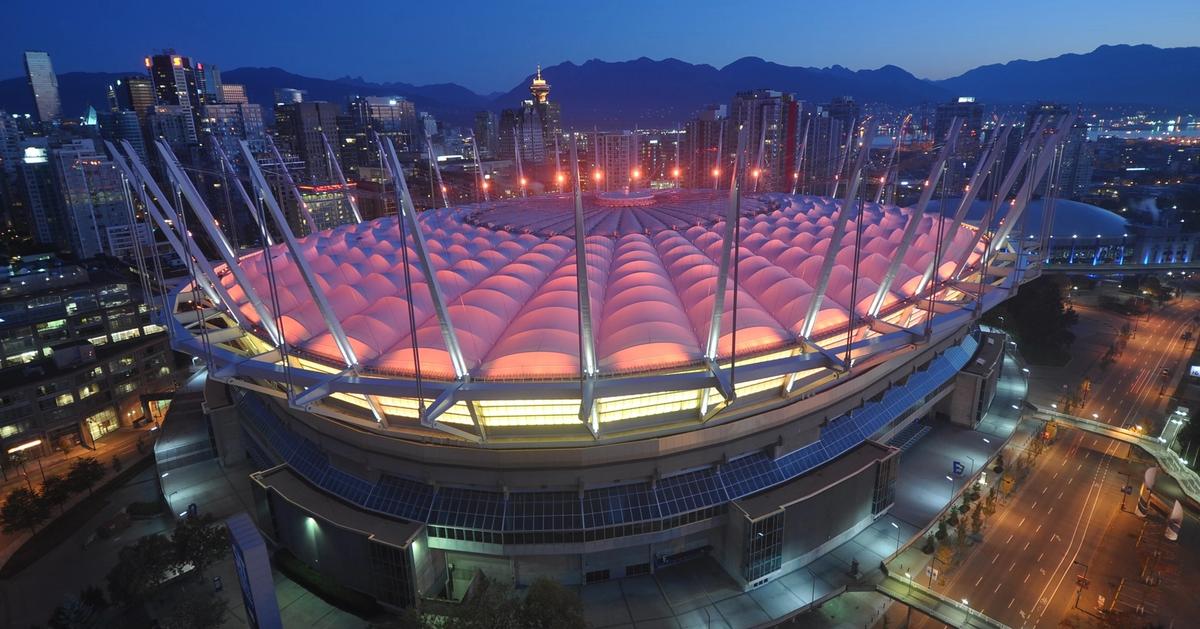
left=138, top=125, right=1054, bottom=607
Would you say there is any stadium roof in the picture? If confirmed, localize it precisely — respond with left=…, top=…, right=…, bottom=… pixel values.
left=216, top=190, right=984, bottom=381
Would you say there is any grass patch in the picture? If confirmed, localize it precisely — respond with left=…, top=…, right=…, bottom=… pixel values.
left=0, top=455, right=154, bottom=578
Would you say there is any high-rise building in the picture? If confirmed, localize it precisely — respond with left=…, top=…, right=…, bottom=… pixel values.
left=342, top=96, right=418, bottom=173
left=595, top=132, right=639, bottom=190
left=274, top=101, right=341, bottom=183
left=473, top=111, right=499, bottom=158
left=219, top=84, right=249, bottom=105
left=274, top=88, right=306, bottom=105
left=147, top=53, right=204, bottom=137
left=797, top=109, right=846, bottom=195
left=729, top=90, right=804, bottom=192
left=97, top=110, right=148, bottom=161
left=498, top=67, right=563, bottom=178
left=202, top=102, right=266, bottom=158
left=200, top=64, right=223, bottom=103
left=935, top=97, right=986, bottom=194
left=148, top=105, right=199, bottom=146
left=51, top=138, right=146, bottom=259
left=636, top=130, right=680, bottom=185
left=18, top=138, right=59, bottom=246
left=682, top=104, right=727, bottom=188
left=1025, top=103, right=1093, bottom=200
left=107, top=76, right=155, bottom=118
left=824, top=96, right=859, bottom=127
left=23, top=51, right=62, bottom=123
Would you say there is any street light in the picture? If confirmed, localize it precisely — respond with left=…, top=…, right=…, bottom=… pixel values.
left=946, top=475, right=955, bottom=501
left=891, top=521, right=901, bottom=553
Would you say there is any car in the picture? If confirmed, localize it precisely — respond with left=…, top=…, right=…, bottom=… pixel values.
left=1161, top=368, right=1171, bottom=377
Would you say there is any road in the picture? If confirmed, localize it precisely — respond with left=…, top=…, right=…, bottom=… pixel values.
left=911, top=427, right=1130, bottom=628
left=1027, top=287, right=1197, bottom=434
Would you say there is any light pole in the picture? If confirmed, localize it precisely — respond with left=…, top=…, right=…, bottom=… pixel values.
left=905, top=571, right=914, bottom=626
left=946, top=474, right=955, bottom=502
left=891, top=521, right=901, bottom=554
left=962, top=598, right=974, bottom=623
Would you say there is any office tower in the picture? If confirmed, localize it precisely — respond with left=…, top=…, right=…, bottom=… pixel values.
left=797, top=109, right=845, bottom=195
left=107, top=76, right=155, bottom=119
left=97, top=110, right=148, bottom=161
left=473, top=111, right=499, bottom=158
left=498, top=67, right=563, bottom=176
left=202, top=102, right=266, bottom=158
left=0, top=113, right=24, bottom=231
left=23, top=51, right=62, bottom=123
left=935, top=97, right=986, bottom=194
left=1025, top=102, right=1093, bottom=200
left=52, top=139, right=145, bottom=259
left=729, top=90, right=804, bottom=192
left=682, top=104, right=727, bottom=188
left=200, top=64, right=223, bottom=102
left=148, top=105, right=199, bottom=146
left=824, top=96, right=859, bottom=127
left=274, top=88, right=306, bottom=105
left=274, top=101, right=341, bottom=183
left=220, top=84, right=249, bottom=105
left=345, top=96, right=418, bottom=159
left=593, top=132, right=639, bottom=190
left=18, top=138, right=59, bottom=246
left=636, top=131, right=678, bottom=184
left=147, top=53, right=205, bottom=142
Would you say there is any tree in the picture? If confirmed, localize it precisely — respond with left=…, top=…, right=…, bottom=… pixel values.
left=1, top=487, right=50, bottom=534
left=106, top=533, right=178, bottom=606
left=442, top=575, right=522, bottom=629
left=971, top=503, right=984, bottom=535
left=67, top=458, right=105, bottom=496
left=172, top=515, right=230, bottom=579
left=935, top=518, right=948, bottom=541
left=159, top=588, right=230, bottom=629
left=41, top=473, right=74, bottom=515
left=521, top=578, right=585, bottom=629
left=954, top=515, right=968, bottom=548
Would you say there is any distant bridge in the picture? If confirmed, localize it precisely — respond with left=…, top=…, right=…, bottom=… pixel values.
left=1039, top=261, right=1200, bottom=275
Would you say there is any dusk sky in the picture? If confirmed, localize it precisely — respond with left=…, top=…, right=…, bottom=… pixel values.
left=2, top=0, right=1197, bottom=93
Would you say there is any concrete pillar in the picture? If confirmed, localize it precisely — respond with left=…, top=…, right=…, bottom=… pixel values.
left=204, top=377, right=245, bottom=467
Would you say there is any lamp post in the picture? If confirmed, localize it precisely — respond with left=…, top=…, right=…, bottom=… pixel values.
left=891, top=521, right=901, bottom=554
left=946, top=474, right=955, bottom=502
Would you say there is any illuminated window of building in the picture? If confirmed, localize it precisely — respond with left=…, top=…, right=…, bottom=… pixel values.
left=78, top=383, right=100, bottom=400
left=115, top=382, right=137, bottom=396
left=110, top=328, right=141, bottom=343
left=88, top=335, right=108, bottom=346
left=55, top=392, right=74, bottom=407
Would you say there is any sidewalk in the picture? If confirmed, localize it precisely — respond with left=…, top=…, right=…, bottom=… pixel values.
left=580, top=346, right=1031, bottom=628
left=0, top=426, right=159, bottom=572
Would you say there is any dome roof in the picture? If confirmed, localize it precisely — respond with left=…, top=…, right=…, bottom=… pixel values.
left=929, top=198, right=1128, bottom=239
left=217, top=191, right=984, bottom=381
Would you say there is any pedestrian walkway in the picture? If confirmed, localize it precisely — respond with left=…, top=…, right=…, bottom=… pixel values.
left=876, top=574, right=1010, bottom=629
left=1035, top=408, right=1200, bottom=507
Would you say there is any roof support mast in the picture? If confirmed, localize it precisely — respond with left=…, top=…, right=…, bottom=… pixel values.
left=873, top=114, right=910, bottom=204
left=988, top=113, right=1077, bottom=253
left=865, top=118, right=961, bottom=319
left=469, top=132, right=489, bottom=201
left=105, top=141, right=228, bottom=312
left=426, top=131, right=449, bottom=209
left=155, top=140, right=284, bottom=346
left=265, top=135, right=319, bottom=234
left=239, top=141, right=387, bottom=423
left=211, top=140, right=273, bottom=245
left=799, top=121, right=876, bottom=340
left=701, top=124, right=749, bottom=409
left=569, top=137, right=600, bottom=435
left=321, top=132, right=363, bottom=222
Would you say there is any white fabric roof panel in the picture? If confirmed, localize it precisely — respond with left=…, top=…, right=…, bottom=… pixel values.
left=216, top=191, right=984, bottom=380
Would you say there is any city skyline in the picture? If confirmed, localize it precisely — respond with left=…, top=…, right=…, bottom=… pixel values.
left=1, top=0, right=1198, bottom=92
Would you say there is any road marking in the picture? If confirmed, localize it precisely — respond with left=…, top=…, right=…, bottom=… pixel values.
left=1019, top=517, right=1026, bottom=527
left=1009, top=561, right=1016, bottom=572
left=1048, top=506, right=1054, bottom=514
left=995, top=582, right=1003, bottom=592
left=1042, top=486, right=1048, bottom=494
left=1031, top=500, right=1038, bottom=509
left=1035, top=524, right=1042, bottom=533
left=976, top=575, right=984, bottom=587
left=1067, top=477, right=1073, bottom=485
left=1006, top=534, right=1014, bottom=544
left=992, top=554, right=999, bottom=564
left=1053, top=472, right=1059, bottom=479
left=1037, top=552, right=1044, bottom=562
left=1024, top=574, right=1031, bottom=583
left=1023, top=541, right=1031, bottom=551
left=1008, top=598, right=1015, bottom=609
left=1058, top=491, right=1064, bottom=499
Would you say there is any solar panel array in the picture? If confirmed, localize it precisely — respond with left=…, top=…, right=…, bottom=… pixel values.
left=239, top=333, right=979, bottom=534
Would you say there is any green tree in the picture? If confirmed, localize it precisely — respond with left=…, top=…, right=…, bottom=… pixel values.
left=971, top=502, right=984, bottom=535
left=521, top=578, right=585, bottom=629
left=106, top=533, right=178, bottom=606
left=935, top=518, right=948, bottom=540
left=41, top=473, right=74, bottom=515
left=954, top=515, right=968, bottom=548
left=1, top=487, right=50, bottom=534
left=67, top=457, right=105, bottom=496
left=442, top=575, right=521, bottom=629
left=172, top=515, right=230, bottom=579
left=159, top=587, right=230, bottom=629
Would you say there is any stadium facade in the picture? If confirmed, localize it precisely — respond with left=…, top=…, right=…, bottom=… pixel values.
left=112, top=111, right=1071, bottom=608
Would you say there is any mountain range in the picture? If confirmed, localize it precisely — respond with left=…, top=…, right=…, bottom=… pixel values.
left=1, top=44, right=1196, bottom=129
